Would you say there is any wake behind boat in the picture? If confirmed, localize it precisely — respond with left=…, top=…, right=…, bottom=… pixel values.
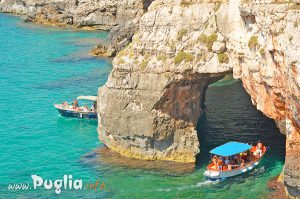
left=204, top=141, right=267, bottom=179
left=54, top=96, right=98, bottom=119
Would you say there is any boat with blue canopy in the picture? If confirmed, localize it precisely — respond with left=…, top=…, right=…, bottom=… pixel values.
left=204, top=141, right=267, bottom=179
left=54, top=96, right=98, bottom=119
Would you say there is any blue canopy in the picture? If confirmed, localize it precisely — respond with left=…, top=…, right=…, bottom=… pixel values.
left=210, top=141, right=253, bottom=156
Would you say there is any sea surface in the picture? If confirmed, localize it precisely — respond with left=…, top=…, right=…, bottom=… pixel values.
left=0, top=13, right=286, bottom=199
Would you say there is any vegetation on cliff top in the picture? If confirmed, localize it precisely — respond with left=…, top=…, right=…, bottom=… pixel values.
left=177, top=28, right=188, bottom=40
left=199, top=33, right=218, bottom=51
left=259, top=48, right=265, bottom=57
left=217, top=52, right=229, bottom=63
left=157, top=54, right=167, bottom=62
left=248, top=36, right=258, bottom=49
left=174, top=51, right=194, bottom=65
left=140, top=59, right=149, bottom=70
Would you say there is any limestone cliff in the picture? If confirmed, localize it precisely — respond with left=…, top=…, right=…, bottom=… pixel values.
left=97, top=0, right=300, bottom=197
left=97, top=0, right=231, bottom=163
left=1, top=0, right=299, bottom=197
left=0, top=0, right=153, bottom=55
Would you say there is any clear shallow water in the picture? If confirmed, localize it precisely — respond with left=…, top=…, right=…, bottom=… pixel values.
left=0, top=14, right=286, bottom=198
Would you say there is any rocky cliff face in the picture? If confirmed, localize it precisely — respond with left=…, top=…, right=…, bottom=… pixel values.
left=229, top=2, right=300, bottom=197
left=1, top=0, right=299, bottom=196
left=0, top=0, right=152, bottom=29
left=97, top=0, right=231, bottom=163
left=0, top=0, right=153, bottom=55
left=97, top=0, right=300, bottom=197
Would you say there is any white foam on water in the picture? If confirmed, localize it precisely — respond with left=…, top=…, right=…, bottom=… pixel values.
left=175, top=179, right=221, bottom=191
left=250, top=166, right=266, bottom=175
left=196, top=179, right=221, bottom=187
left=156, top=188, right=171, bottom=192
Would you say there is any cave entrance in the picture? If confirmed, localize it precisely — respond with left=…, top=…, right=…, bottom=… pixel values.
left=195, top=76, right=286, bottom=169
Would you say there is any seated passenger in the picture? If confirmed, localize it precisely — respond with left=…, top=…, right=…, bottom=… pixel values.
left=224, top=157, right=230, bottom=165
left=247, top=153, right=254, bottom=162
left=240, top=159, right=246, bottom=167
left=240, top=152, right=247, bottom=160
left=83, top=105, right=89, bottom=112
left=62, top=101, right=68, bottom=108
left=217, top=158, right=224, bottom=171
left=227, top=164, right=232, bottom=170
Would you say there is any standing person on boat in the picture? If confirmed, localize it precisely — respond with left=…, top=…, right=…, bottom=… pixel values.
left=254, top=140, right=263, bottom=158
left=91, top=101, right=97, bottom=112
left=217, top=157, right=224, bottom=171
left=73, top=99, right=79, bottom=109
left=211, top=155, right=218, bottom=170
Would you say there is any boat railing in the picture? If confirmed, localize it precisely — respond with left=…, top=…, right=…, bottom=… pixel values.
left=54, top=104, right=96, bottom=114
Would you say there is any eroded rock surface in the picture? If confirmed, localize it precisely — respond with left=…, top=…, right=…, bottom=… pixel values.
left=98, top=0, right=232, bottom=163
left=1, top=0, right=299, bottom=196
left=0, top=0, right=154, bottom=55
left=98, top=0, right=300, bottom=196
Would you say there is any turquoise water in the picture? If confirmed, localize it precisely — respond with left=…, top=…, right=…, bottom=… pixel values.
left=0, top=13, right=286, bottom=198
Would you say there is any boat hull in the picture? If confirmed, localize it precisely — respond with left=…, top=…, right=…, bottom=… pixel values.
left=204, top=160, right=260, bottom=179
left=55, top=105, right=97, bottom=119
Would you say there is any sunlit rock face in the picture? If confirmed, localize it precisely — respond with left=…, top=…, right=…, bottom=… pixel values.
left=98, top=0, right=300, bottom=196
left=0, top=0, right=151, bottom=29
left=98, top=0, right=232, bottom=163
left=225, top=3, right=300, bottom=197
left=0, top=0, right=154, bottom=55
left=1, top=0, right=298, bottom=196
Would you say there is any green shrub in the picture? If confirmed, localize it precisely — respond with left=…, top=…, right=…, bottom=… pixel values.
left=217, top=52, right=229, bottom=63
left=140, top=59, right=149, bottom=70
left=157, top=54, right=167, bottom=62
left=199, top=33, right=218, bottom=51
left=177, top=28, right=188, bottom=40
left=174, top=51, right=194, bottom=65
left=248, top=36, right=258, bottom=49
left=259, top=48, right=265, bottom=56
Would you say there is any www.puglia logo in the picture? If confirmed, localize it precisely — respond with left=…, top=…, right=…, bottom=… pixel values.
left=7, top=175, right=105, bottom=194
